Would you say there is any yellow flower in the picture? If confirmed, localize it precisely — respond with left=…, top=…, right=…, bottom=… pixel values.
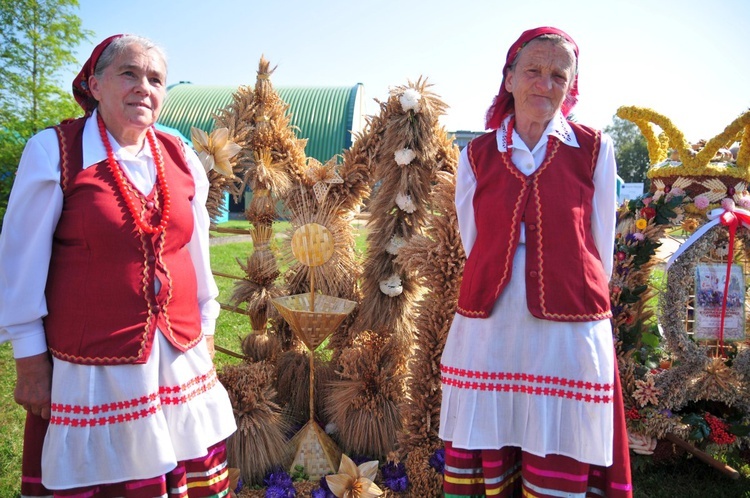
left=191, top=126, right=242, bottom=177
left=325, top=453, right=383, bottom=498
left=635, top=219, right=648, bottom=230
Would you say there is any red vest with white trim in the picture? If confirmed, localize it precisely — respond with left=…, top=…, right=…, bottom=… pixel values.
left=456, top=122, right=613, bottom=321
left=43, top=117, right=202, bottom=365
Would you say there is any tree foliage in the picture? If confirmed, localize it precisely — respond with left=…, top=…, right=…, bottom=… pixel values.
left=604, top=115, right=650, bottom=185
left=0, top=0, right=91, bottom=230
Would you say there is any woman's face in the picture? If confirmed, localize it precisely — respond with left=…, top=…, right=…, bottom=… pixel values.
left=88, top=43, right=167, bottom=138
left=504, top=39, right=576, bottom=124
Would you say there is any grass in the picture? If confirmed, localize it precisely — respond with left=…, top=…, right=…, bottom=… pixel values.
left=1, top=221, right=750, bottom=496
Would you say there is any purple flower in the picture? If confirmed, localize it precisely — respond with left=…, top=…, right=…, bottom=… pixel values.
left=633, top=232, right=645, bottom=241
left=385, top=475, right=409, bottom=492
left=429, top=448, right=445, bottom=474
left=381, top=461, right=409, bottom=492
left=265, top=485, right=296, bottom=498
left=311, top=488, right=334, bottom=498
left=264, top=470, right=293, bottom=488
left=235, top=478, right=244, bottom=495
left=381, top=461, right=406, bottom=479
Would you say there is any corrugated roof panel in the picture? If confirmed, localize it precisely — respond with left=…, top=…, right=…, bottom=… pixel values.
left=158, top=83, right=363, bottom=163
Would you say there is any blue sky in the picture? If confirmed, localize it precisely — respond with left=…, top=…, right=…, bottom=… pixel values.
left=76, top=0, right=749, bottom=142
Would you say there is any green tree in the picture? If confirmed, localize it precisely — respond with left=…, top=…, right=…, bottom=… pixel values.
left=604, top=115, right=650, bottom=185
left=0, top=0, right=91, bottom=231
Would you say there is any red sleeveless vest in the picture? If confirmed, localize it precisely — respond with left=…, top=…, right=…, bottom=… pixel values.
left=456, top=122, right=613, bottom=321
left=43, top=117, right=202, bottom=365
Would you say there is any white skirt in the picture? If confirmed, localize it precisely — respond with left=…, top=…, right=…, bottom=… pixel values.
left=42, top=331, right=237, bottom=489
left=439, top=245, right=615, bottom=466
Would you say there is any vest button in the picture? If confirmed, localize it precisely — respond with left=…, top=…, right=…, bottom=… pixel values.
left=145, top=201, right=155, bottom=210
left=152, top=304, right=161, bottom=313
left=529, top=271, right=538, bottom=278
left=527, top=224, right=536, bottom=231
left=147, top=255, right=156, bottom=263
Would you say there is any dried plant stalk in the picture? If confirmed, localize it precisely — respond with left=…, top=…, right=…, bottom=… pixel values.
left=241, top=330, right=282, bottom=363
left=326, top=78, right=454, bottom=458
left=395, top=171, right=460, bottom=461
left=219, top=362, right=290, bottom=485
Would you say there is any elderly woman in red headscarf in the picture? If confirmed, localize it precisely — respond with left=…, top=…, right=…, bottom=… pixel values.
left=439, top=27, right=633, bottom=497
left=0, top=34, right=236, bottom=496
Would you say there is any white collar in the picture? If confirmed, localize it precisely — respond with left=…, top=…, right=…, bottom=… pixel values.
left=82, top=109, right=155, bottom=169
left=495, top=112, right=579, bottom=153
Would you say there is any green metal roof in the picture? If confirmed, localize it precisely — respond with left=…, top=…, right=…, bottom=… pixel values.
left=158, top=83, right=364, bottom=162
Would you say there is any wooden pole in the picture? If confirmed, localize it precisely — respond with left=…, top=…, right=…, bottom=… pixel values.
left=308, top=268, right=315, bottom=421
left=309, top=268, right=315, bottom=311
left=665, top=433, right=740, bottom=479
left=309, top=347, right=315, bottom=421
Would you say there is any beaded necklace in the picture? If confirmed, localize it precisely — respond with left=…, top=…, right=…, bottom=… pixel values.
left=97, top=113, right=171, bottom=234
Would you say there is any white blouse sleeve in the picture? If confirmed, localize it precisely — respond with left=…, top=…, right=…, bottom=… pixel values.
left=591, top=133, right=617, bottom=280
left=0, top=129, right=62, bottom=358
left=183, top=146, right=220, bottom=335
left=455, top=145, right=478, bottom=257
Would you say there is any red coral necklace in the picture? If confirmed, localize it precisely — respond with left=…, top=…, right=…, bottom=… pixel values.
left=97, top=113, right=171, bottom=234
left=506, top=115, right=516, bottom=151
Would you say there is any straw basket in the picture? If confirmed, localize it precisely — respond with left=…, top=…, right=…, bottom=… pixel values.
left=287, top=419, right=342, bottom=480
left=271, top=293, right=357, bottom=349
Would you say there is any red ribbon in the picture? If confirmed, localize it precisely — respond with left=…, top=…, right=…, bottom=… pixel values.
left=716, top=209, right=750, bottom=356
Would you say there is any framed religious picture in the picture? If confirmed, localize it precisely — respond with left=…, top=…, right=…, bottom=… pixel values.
left=694, top=263, right=746, bottom=341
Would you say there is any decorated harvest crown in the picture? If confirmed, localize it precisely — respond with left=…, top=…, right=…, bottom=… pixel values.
left=617, top=106, right=750, bottom=208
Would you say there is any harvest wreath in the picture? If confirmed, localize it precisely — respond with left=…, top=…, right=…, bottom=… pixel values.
left=613, top=106, right=750, bottom=472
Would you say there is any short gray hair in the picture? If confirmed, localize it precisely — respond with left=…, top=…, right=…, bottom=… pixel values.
left=94, top=35, right=168, bottom=77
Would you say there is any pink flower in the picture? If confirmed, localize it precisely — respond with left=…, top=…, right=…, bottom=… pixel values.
left=642, top=196, right=653, bottom=206
left=721, top=198, right=736, bottom=211
left=633, top=376, right=661, bottom=407
left=633, top=232, right=645, bottom=241
left=694, top=195, right=710, bottom=210
left=739, top=195, right=750, bottom=209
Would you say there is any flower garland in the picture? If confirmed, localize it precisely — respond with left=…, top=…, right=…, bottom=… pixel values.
left=97, top=113, right=171, bottom=234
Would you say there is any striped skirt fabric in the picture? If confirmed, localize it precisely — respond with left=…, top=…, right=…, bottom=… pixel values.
left=443, top=442, right=632, bottom=497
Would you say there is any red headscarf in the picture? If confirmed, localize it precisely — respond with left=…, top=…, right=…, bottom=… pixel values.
left=72, top=34, right=125, bottom=115
left=484, top=26, right=579, bottom=130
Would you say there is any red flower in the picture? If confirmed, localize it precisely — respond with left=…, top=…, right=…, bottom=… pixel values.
left=616, top=251, right=627, bottom=261
left=640, top=206, right=657, bottom=220
left=705, top=413, right=736, bottom=445
left=625, top=407, right=642, bottom=420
